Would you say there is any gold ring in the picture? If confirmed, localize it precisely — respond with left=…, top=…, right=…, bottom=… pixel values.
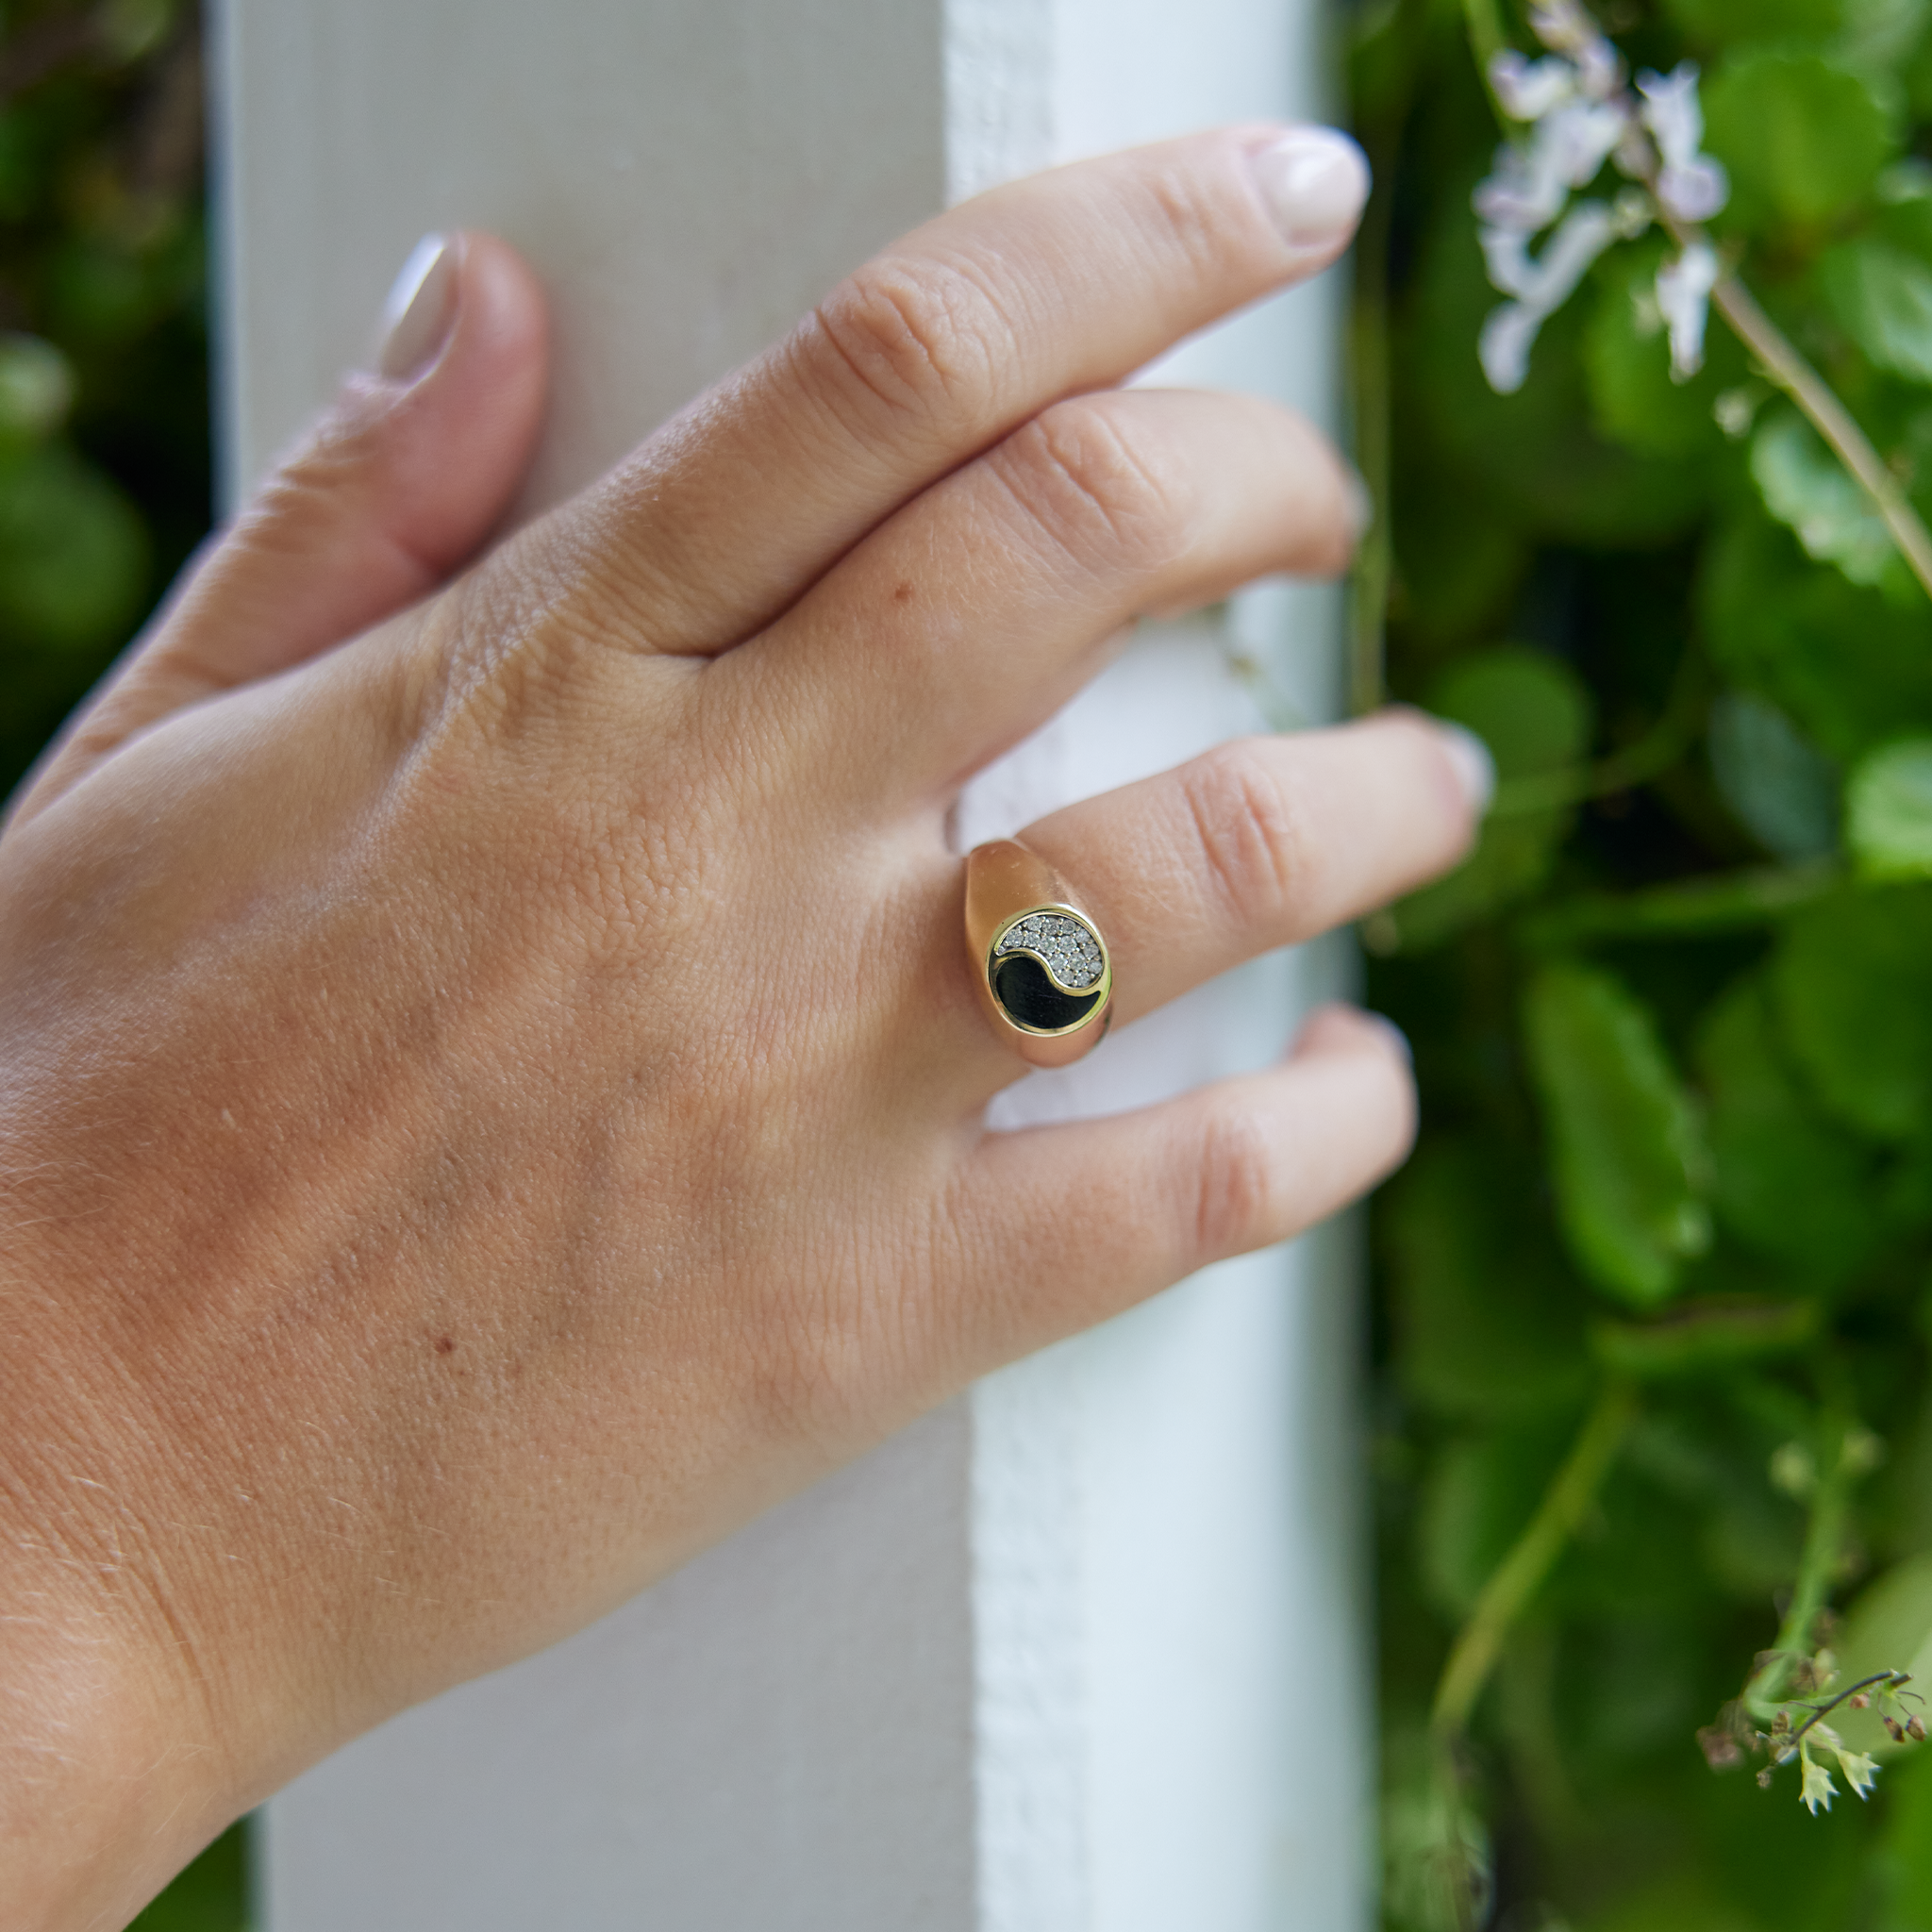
left=964, top=839, right=1114, bottom=1068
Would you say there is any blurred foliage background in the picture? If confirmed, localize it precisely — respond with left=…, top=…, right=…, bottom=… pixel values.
left=17, top=0, right=1932, bottom=1927
left=0, top=0, right=206, bottom=799
left=0, top=0, right=240, bottom=1921
left=1357, top=0, right=1932, bottom=1926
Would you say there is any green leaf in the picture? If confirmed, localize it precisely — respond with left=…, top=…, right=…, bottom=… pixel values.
left=1391, top=465, right=1527, bottom=646
left=1585, top=242, right=1743, bottom=459
left=1880, top=1743, right=1932, bottom=1928
left=1821, top=238, right=1932, bottom=382
left=1695, top=975, right=1884, bottom=1277
left=1419, top=1425, right=1570, bottom=1619
left=130, top=1821, right=249, bottom=1931
left=1661, top=0, right=1844, bottom=43
left=0, top=441, right=147, bottom=650
left=1774, top=885, right=1932, bottom=1139
left=1580, top=1874, right=1767, bottom=1932
left=1912, top=22, right=1932, bottom=118
left=1848, top=737, right=1932, bottom=877
left=101, top=0, right=180, bottom=64
left=1380, top=647, right=1593, bottom=949
left=1707, top=691, right=1840, bottom=859
left=1750, top=409, right=1907, bottom=594
left=1385, top=1142, right=1591, bottom=1420
left=1591, top=1298, right=1820, bottom=1378
left=1831, top=1553, right=1932, bottom=1758
left=1403, top=185, right=1709, bottom=548
left=1702, top=511, right=1932, bottom=761
left=1704, top=51, right=1895, bottom=233
left=1835, top=0, right=1932, bottom=108
left=0, top=332, right=71, bottom=446
left=1524, top=965, right=1713, bottom=1308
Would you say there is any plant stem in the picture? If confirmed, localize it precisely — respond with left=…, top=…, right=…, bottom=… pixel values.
left=1432, top=1380, right=1637, bottom=1743
left=1747, top=1419, right=1865, bottom=1714
left=1490, top=730, right=1681, bottom=816
left=1347, top=0, right=1431, bottom=717
left=1350, top=190, right=1395, bottom=718
left=1707, top=272, right=1932, bottom=606
left=1462, top=0, right=1513, bottom=126
left=1491, top=651, right=1705, bottom=819
left=1522, top=858, right=1842, bottom=948
left=1786, top=1672, right=1911, bottom=1750
left=1453, top=0, right=1932, bottom=603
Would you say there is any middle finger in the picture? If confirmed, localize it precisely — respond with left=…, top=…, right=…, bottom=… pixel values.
left=739, top=385, right=1357, bottom=804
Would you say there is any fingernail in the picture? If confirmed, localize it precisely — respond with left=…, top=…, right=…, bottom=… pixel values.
left=1297, top=1002, right=1412, bottom=1067
left=1436, top=721, right=1497, bottom=816
left=1247, top=127, right=1371, bottom=256
left=375, top=233, right=458, bottom=382
left=1360, top=1010, right=1413, bottom=1067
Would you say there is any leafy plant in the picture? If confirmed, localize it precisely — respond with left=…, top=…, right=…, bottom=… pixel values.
left=1355, top=0, right=1932, bottom=1924
left=0, top=0, right=208, bottom=800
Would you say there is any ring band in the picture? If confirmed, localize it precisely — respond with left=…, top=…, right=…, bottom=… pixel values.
left=964, top=840, right=1114, bottom=1068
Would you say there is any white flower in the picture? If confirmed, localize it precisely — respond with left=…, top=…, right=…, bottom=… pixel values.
left=1530, top=0, right=1622, bottom=99
left=1835, top=1746, right=1880, bottom=1799
left=1800, top=1750, right=1838, bottom=1814
left=1479, top=201, right=1621, bottom=392
left=1470, top=7, right=1727, bottom=396
left=1657, top=240, right=1720, bottom=380
left=1491, top=50, right=1575, bottom=122
left=1638, top=64, right=1730, bottom=223
left=1474, top=97, right=1627, bottom=232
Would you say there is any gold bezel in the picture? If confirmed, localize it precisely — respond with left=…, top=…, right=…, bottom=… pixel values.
left=985, top=903, right=1113, bottom=1037
left=964, top=841, right=1116, bottom=1068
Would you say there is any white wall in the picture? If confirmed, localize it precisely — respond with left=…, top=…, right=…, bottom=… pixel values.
left=218, top=0, right=1368, bottom=1924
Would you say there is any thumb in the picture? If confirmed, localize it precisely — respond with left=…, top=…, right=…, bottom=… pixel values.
left=13, top=231, right=548, bottom=816
left=184, top=230, right=550, bottom=683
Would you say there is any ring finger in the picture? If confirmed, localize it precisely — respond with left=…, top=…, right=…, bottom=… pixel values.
left=958, top=709, right=1491, bottom=1067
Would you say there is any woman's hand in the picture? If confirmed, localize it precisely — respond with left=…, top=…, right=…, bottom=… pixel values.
left=0, top=126, right=1482, bottom=1928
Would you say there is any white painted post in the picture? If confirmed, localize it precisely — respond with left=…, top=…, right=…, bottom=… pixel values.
left=217, top=1, right=1368, bottom=1925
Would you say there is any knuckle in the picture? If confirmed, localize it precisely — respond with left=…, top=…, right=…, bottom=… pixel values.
left=998, top=399, right=1191, bottom=578
left=1187, top=1107, right=1280, bottom=1259
left=1178, top=740, right=1308, bottom=935
left=1139, top=160, right=1241, bottom=281
left=238, top=390, right=388, bottom=531
left=807, top=258, right=1006, bottom=430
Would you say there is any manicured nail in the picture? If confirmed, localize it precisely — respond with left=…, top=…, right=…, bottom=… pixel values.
left=1436, top=721, right=1497, bottom=816
left=1247, top=127, right=1371, bottom=256
left=376, top=233, right=458, bottom=382
left=1297, top=1002, right=1411, bottom=1067
left=1360, top=1010, right=1413, bottom=1067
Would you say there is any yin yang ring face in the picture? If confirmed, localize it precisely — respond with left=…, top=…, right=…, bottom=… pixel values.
left=987, top=908, right=1111, bottom=1036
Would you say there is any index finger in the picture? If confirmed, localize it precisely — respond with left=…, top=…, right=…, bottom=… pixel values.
left=558, top=125, right=1369, bottom=654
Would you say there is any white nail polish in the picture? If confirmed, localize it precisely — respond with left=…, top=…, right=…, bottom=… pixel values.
left=1360, top=1010, right=1413, bottom=1067
left=1247, top=127, right=1371, bottom=256
left=376, top=233, right=458, bottom=382
left=1437, top=722, right=1498, bottom=816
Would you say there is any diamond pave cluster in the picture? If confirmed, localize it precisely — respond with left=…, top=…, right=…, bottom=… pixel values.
left=993, top=911, right=1105, bottom=991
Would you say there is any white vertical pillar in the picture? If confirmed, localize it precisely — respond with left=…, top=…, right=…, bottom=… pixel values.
left=218, top=1, right=1366, bottom=1925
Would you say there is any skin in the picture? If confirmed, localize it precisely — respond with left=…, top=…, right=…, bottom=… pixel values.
left=0, top=128, right=1479, bottom=1929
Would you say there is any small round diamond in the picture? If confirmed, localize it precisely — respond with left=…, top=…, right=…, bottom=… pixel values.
left=993, top=911, right=1105, bottom=991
